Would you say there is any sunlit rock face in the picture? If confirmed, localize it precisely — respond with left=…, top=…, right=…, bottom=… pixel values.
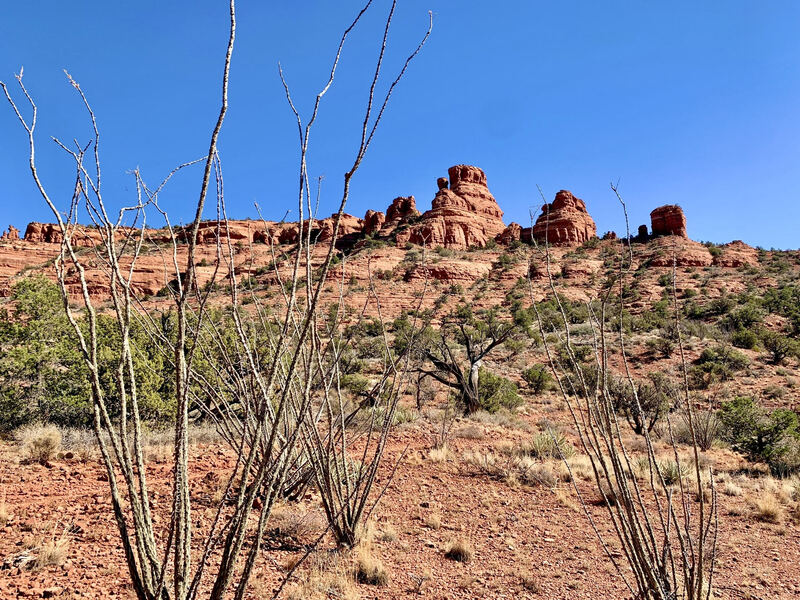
left=408, top=165, right=505, bottom=250
left=531, top=190, right=597, bottom=245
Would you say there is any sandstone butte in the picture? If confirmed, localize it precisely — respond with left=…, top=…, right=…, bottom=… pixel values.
left=0, top=165, right=756, bottom=298
left=650, top=204, right=688, bottom=238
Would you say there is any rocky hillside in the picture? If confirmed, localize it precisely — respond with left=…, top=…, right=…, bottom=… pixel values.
left=0, top=164, right=767, bottom=304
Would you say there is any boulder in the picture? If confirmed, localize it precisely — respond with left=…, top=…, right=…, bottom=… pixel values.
left=408, top=165, right=505, bottom=249
left=531, top=190, right=597, bottom=245
left=650, top=205, right=687, bottom=238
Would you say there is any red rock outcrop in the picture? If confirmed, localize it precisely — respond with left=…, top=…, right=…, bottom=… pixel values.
left=24, top=222, right=107, bottom=247
left=602, top=231, right=618, bottom=240
left=531, top=190, right=597, bottom=245
left=1, top=226, right=20, bottom=241
left=363, top=210, right=386, bottom=236
left=408, top=165, right=505, bottom=249
left=24, top=222, right=62, bottom=244
left=315, top=214, right=364, bottom=243
left=385, top=196, right=419, bottom=225
left=497, top=223, right=522, bottom=245
left=650, top=205, right=687, bottom=238
left=712, top=240, right=759, bottom=268
left=644, top=236, right=713, bottom=267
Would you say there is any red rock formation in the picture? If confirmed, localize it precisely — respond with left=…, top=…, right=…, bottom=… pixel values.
left=531, top=190, right=597, bottom=245
left=24, top=222, right=106, bottom=247
left=24, top=222, right=62, bottom=244
left=363, top=210, right=386, bottom=236
left=497, top=223, right=522, bottom=245
left=1, top=225, right=20, bottom=241
left=650, top=205, right=687, bottom=238
left=385, top=196, right=419, bottom=225
left=408, top=165, right=505, bottom=249
left=637, top=225, right=649, bottom=240
left=645, top=237, right=713, bottom=267
left=192, top=221, right=255, bottom=244
left=315, top=214, right=364, bottom=243
left=712, top=240, right=759, bottom=268
left=602, top=231, right=618, bottom=241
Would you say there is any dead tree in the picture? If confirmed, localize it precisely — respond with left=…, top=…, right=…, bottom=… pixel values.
left=526, top=183, right=718, bottom=600
left=1, top=1, right=431, bottom=598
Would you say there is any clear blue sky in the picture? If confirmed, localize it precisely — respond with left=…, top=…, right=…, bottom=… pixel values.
left=1, top=1, right=799, bottom=248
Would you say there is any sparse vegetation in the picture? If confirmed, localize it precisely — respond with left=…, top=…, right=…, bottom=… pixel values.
left=444, top=537, right=473, bottom=562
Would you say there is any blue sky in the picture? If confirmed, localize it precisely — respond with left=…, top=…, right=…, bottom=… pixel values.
left=1, top=1, right=799, bottom=248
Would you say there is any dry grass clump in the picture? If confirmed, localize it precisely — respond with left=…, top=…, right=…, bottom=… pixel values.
left=409, top=568, right=432, bottom=594
left=17, top=424, right=62, bottom=465
left=427, top=444, right=452, bottom=463
left=463, top=449, right=564, bottom=488
left=566, top=454, right=594, bottom=481
left=376, top=523, right=398, bottom=542
left=723, top=481, right=743, bottom=497
left=23, top=527, right=70, bottom=570
left=555, top=487, right=579, bottom=512
left=142, top=424, right=222, bottom=463
left=515, top=458, right=559, bottom=488
left=444, top=537, right=473, bottom=562
left=423, top=513, right=442, bottom=530
left=469, top=408, right=528, bottom=430
left=269, top=503, right=327, bottom=544
left=754, top=494, right=784, bottom=524
left=520, top=569, right=541, bottom=592
left=454, top=424, right=485, bottom=439
left=286, top=551, right=358, bottom=600
left=59, top=428, right=96, bottom=462
left=353, top=545, right=389, bottom=586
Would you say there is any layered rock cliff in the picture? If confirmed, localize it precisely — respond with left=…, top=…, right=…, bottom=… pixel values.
left=405, top=165, right=505, bottom=249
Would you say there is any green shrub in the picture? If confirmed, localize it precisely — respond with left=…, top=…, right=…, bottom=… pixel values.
left=731, top=328, right=759, bottom=350
left=689, top=345, right=750, bottom=389
left=519, top=430, right=575, bottom=460
left=724, top=304, right=763, bottom=330
left=707, top=296, right=736, bottom=316
left=609, top=373, right=677, bottom=435
left=719, top=396, right=799, bottom=470
left=646, top=336, right=674, bottom=358
left=341, top=374, right=370, bottom=396
left=761, top=331, right=800, bottom=365
left=477, top=368, right=523, bottom=413
left=521, top=364, right=553, bottom=394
